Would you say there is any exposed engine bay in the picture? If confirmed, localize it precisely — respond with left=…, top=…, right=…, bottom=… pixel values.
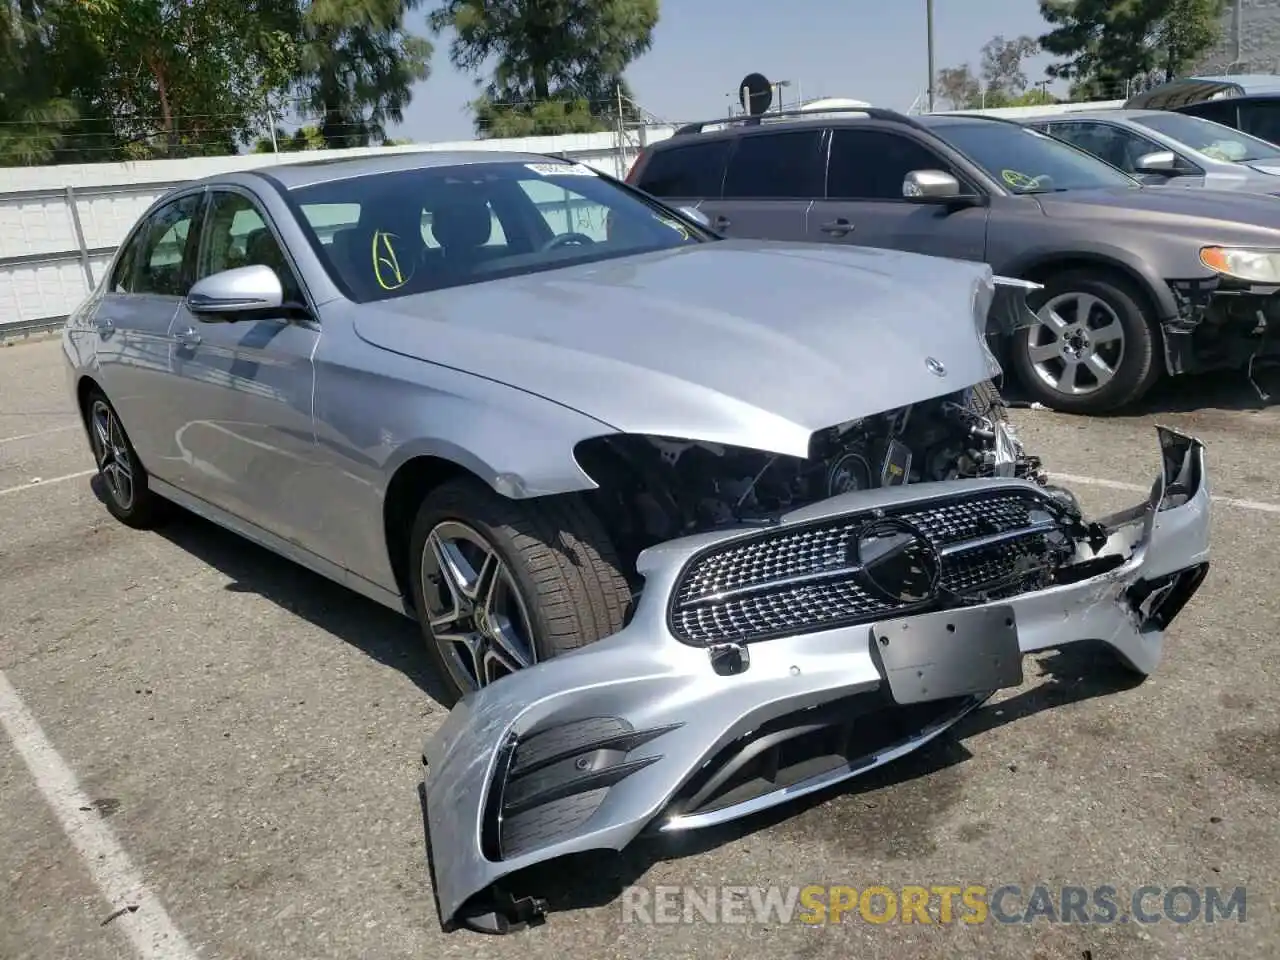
left=577, top=384, right=1058, bottom=576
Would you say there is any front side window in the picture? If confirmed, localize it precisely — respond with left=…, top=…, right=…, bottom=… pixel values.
left=721, top=130, right=826, bottom=198
left=1048, top=121, right=1165, bottom=174
left=1131, top=111, right=1280, bottom=162
left=199, top=191, right=304, bottom=303
left=131, top=193, right=203, bottom=297
left=291, top=160, right=710, bottom=304
left=1232, top=103, right=1280, bottom=152
left=827, top=128, right=958, bottom=200
left=930, top=120, right=1139, bottom=194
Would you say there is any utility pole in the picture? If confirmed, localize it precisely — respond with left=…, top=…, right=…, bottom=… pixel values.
left=926, top=0, right=935, bottom=113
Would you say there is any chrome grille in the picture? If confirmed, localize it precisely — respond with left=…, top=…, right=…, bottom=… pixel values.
left=670, top=490, right=1067, bottom=646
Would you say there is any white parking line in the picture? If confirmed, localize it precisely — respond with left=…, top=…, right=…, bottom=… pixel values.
left=1052, top=472, right=1280, bottom=516
left=0, top=468, right=96, bottom=499
left=0, top=424, right=78, bottom=445
left=0, top=671, right=198, bottom=960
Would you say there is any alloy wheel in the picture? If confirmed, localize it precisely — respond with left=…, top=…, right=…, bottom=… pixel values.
left=419, top=520, right=538, bottom=694
left=1027, top=292, right=1126, bottom=397
left=89, top=399, right=135, bottom=510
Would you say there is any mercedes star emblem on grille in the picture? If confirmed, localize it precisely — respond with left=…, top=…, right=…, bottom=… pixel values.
left=849, top=518, right=941, bottom=605
left=925, top=356, right=947, bottom=377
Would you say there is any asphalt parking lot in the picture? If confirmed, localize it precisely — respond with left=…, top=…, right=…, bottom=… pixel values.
left=2, top=334, right=1278, bottom=960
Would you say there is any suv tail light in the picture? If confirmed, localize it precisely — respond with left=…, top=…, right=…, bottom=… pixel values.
left=624, top=150, right=644, bottom=184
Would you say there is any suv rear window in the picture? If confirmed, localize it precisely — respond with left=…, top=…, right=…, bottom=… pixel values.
left=634, top=139, right=731, bottom=198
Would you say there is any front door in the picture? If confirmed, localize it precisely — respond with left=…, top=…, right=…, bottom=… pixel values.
left=167, top=187, right=320, bottom=546
left=92, top=190, right=205, bottom=480
left=808, top=127, right=989, bottom=262
left=698, top=128, right=826, bottom=241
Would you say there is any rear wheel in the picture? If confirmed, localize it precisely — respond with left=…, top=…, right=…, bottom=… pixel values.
left=84, top=388, right=167, bottom=529
left=409, top=478, right=633, bottom=706
left=1010, top=271, right=1163, bottom=414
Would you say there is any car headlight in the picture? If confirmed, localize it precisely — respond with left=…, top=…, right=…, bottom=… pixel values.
left=1199, top=246, right=1280, bottom=283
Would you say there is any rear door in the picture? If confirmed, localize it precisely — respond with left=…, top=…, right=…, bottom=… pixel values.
left=93, top=190, right=205, bottom=480
left=808, top=126, right=989, bottom=261
left=700, top=128, right=827, bottom=240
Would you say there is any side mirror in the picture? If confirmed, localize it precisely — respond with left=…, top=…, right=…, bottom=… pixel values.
left=1134, top=150, right=1179, bottom=174
left=677, top=205, right=712, bottom=229
left=187, top=264, right=284, bottom=319
left=902, top=169, right=978, bottom=204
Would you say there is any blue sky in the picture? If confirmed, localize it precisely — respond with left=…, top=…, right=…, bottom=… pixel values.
left=393, top=0, right=1066, bottom=142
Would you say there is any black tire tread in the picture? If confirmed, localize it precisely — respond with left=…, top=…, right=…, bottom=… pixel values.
left=413, top=479, right=632, bottom=669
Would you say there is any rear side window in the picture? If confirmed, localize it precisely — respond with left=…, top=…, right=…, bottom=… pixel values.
left=1180, top=100, right=1240, bottom=127
left=1237, top=102, right=1280, bottom=145
left=722, top=131, right=826, bottom=198
left=634, top=140, right=731, bottom=198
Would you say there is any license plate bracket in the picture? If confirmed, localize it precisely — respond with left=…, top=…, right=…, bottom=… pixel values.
left=870, top=605, right=1023, bottom=705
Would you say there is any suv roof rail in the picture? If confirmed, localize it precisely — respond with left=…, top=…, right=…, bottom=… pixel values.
left=673, top=105, right=927, bottom=136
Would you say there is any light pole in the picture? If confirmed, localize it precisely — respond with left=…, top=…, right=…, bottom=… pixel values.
left=926, top=0, right=935, bottom=113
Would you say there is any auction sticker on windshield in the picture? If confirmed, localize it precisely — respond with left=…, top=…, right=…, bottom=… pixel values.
left=525, top=162, right=597, bottom=176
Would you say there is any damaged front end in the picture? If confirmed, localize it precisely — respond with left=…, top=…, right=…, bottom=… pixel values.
left=421, top=425, right=1210, bottom=935
left=1167, top=275, right=1280, bottom=399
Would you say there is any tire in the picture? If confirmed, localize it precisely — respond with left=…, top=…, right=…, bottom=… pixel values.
left=83, top=387, right=168, bottom=529
left=1009, top=270, right=1163, bottom=415
left=409, top=477, right=633, bottom=706
left=967, top=378, right=1009, bottom=423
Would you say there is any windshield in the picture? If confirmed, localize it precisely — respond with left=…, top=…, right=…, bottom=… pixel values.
left=1130, top=112, right=1280, bottom=162
left=288, top=160, right=707, bottom=303
left=930, top=120, right=1140, bottom=193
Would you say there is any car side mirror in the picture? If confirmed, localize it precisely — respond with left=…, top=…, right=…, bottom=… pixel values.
left=677, top=205, right=712, bottom=229
left=1134, top=150, right=1180, bottom=175
left=187, top=264, right=285, bottom=320
left=902, top=169, right=981, bottom=205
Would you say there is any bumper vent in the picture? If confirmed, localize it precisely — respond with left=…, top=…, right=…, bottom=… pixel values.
left=670, top=489, right=1071, bottom=646
left=483, top=717, right=681, bottom=861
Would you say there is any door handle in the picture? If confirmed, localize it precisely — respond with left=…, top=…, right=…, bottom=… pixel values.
left=174, top=327, right=202, bottom=348
left=820, top=218, right=854, bottom=235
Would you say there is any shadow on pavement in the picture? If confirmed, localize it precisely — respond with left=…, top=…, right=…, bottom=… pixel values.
left=998, top=365, right=1279, bottom=418
left=91, top=477, right=454, bottom=707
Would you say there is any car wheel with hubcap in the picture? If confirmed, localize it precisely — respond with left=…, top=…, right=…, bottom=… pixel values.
left=84, top=388, right=167, bottom=528
left=409, top=477, right=632, bottom=706
left=1010, top=271, right=1162, bottom=414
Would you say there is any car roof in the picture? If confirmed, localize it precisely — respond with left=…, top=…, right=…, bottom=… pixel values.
left=1124, top=74, right=1280, bottom=109
left=224, top=149, right=576, bottom=191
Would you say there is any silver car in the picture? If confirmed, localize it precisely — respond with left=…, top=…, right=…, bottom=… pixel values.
left=61, top=151, right=1212, bottom=933
left=1023, top=108, right=1280, bottom=193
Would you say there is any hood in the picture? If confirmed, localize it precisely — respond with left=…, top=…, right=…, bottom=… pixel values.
left=1036, top=185, right=1280, bottom=236
left=350, top=241, right=998, bottom=459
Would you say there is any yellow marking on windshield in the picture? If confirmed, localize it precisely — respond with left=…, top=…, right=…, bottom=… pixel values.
left=372, top=231, right=409, bottom=290
left=1001, top=169, right=1037, bottom=189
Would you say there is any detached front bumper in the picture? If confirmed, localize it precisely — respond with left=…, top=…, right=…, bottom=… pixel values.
left=422, top=427, right=1210, bottom=933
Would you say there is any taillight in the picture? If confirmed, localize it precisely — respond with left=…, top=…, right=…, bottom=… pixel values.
left=624, top=150, right=644, bottom=184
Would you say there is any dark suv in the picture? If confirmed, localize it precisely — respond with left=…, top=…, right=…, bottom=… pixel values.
left=625, top=107, right=1280, bottom=413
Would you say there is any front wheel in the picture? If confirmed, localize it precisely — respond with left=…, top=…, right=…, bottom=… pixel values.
left=1009, top=271, right=1163, bottom=414
left=409, top=478, right=633, bottom=706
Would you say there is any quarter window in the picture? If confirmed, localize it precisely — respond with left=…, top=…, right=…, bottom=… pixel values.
left=130, top=193, right=202, bottom=297
left=634, top=139, right=732, bottom=198
left=827, top=129, right=955, bottom=200
left=722, top=131, right=825, bottom=198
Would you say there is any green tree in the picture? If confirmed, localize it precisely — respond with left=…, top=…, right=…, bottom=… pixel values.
left=428, top=0, right=658, bottom=137
left=299, top=0, right=433, bottom=149
left=934, top=35, right=1042, bottom=110
left=0, top=2, right=83, bottom=164
left=1039, top=0, right=1227, bottom=96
